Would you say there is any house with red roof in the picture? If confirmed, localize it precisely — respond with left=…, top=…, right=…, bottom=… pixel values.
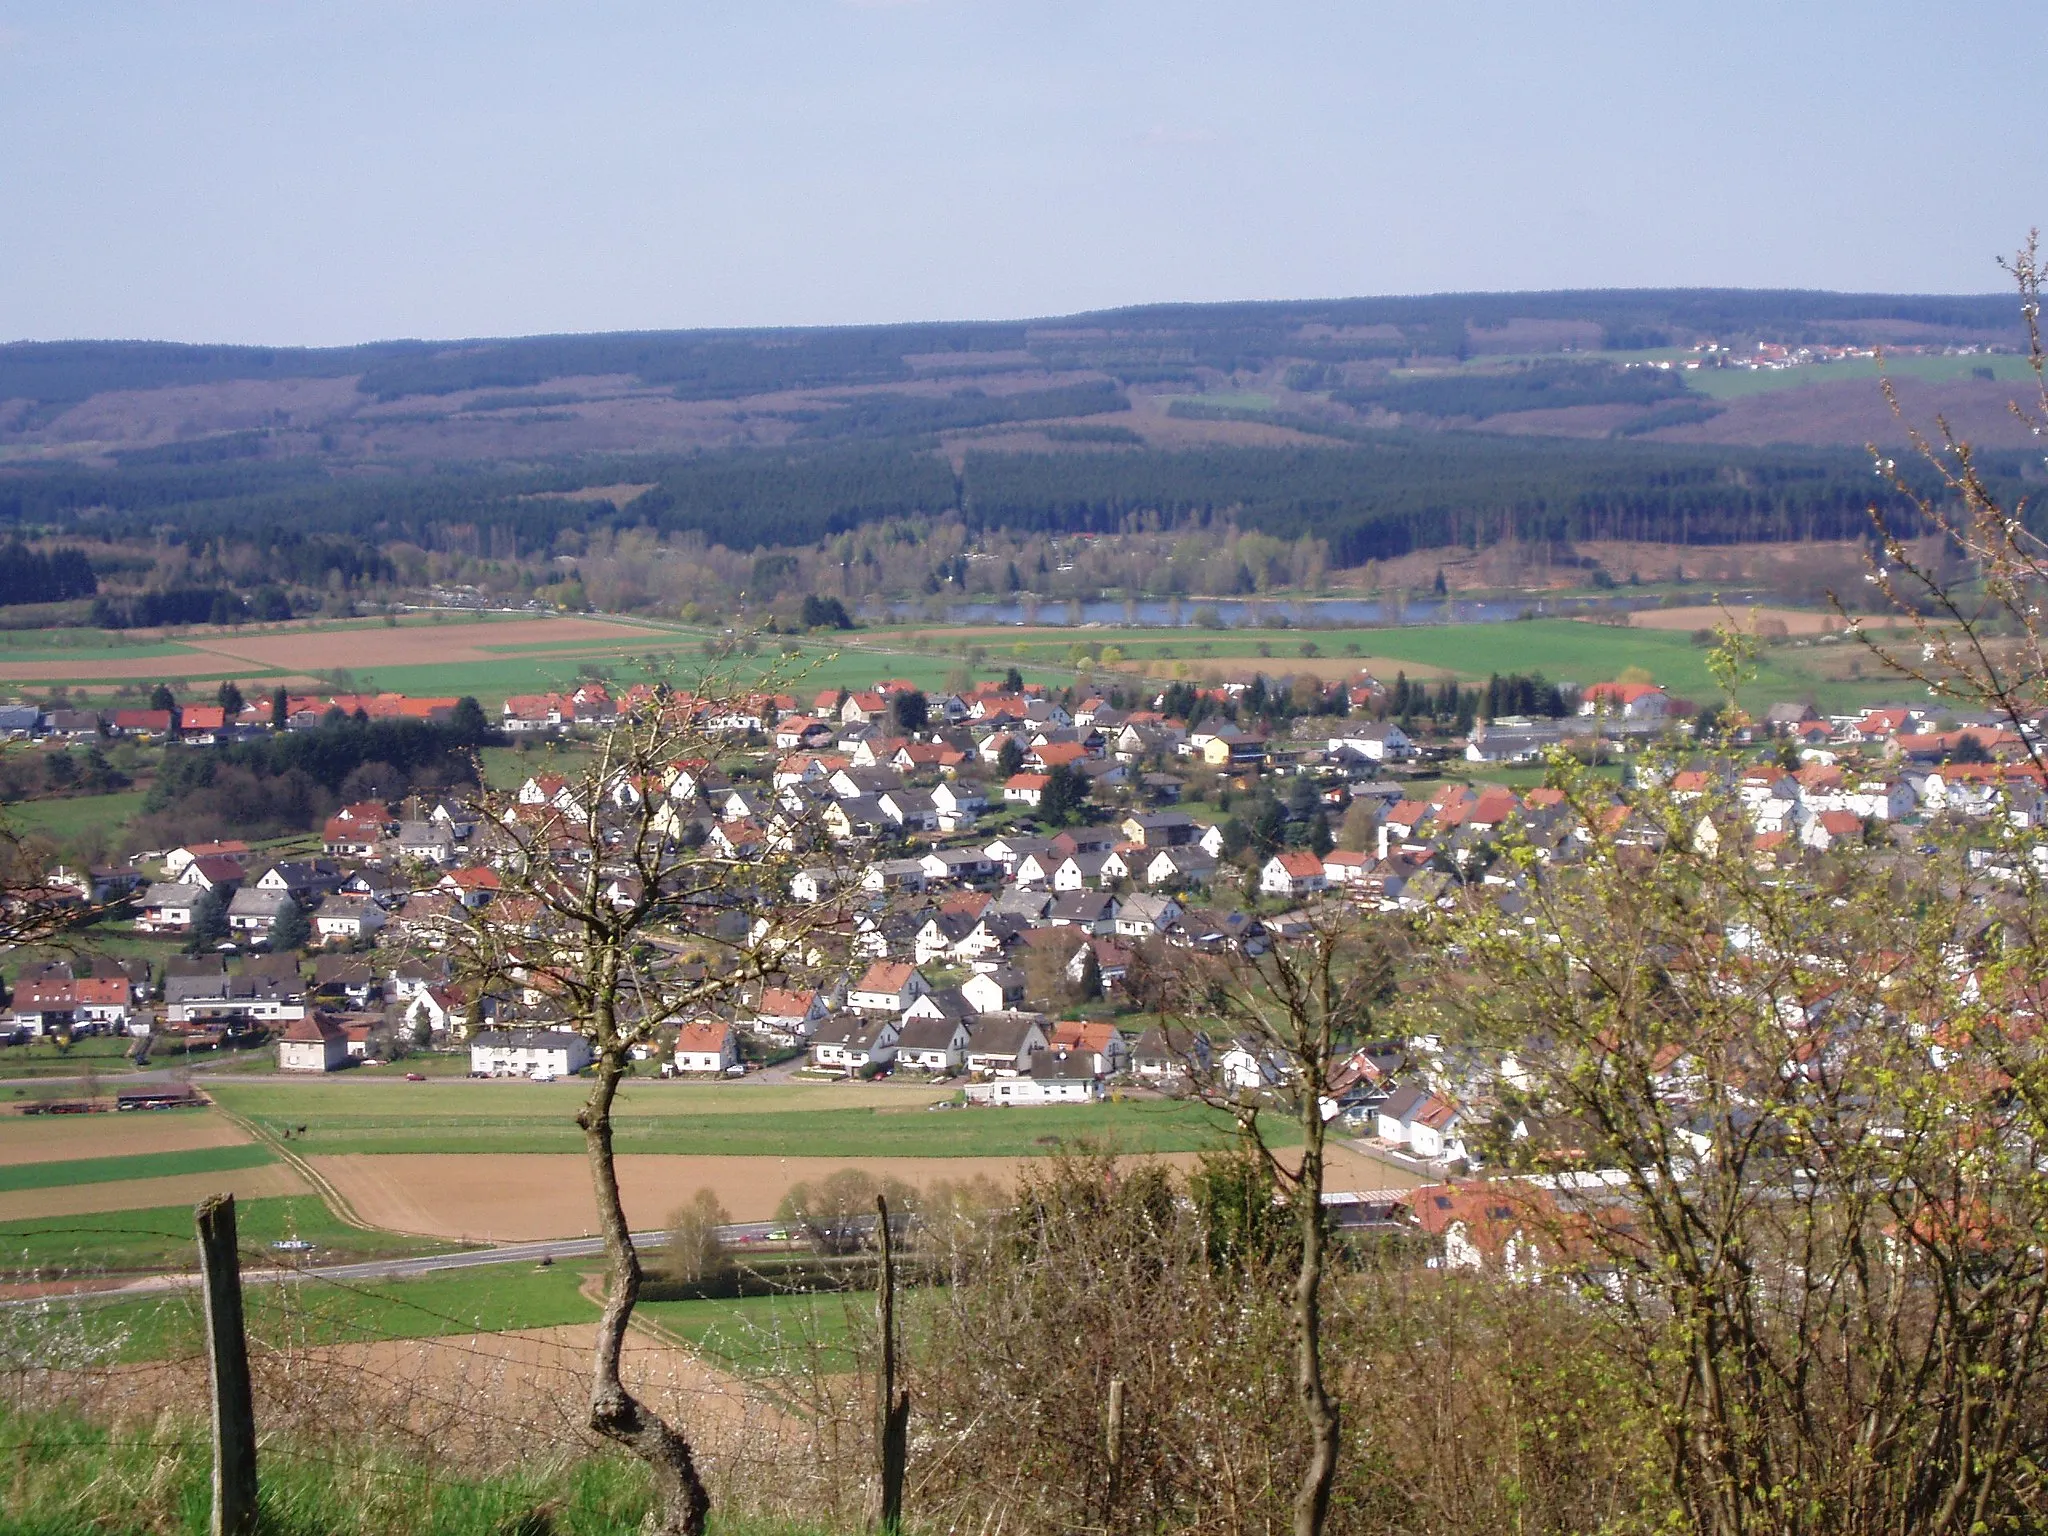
left=1260, top=850, right=1328, bottom=898
left=1579, top=682, right=1669, bottom=720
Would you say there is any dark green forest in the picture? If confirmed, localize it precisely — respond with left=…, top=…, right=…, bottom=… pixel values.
left=0, top=432, right=2016, bottom=569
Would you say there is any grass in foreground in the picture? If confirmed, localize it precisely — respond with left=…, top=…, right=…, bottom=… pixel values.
left=209, top=1081, right=1265, bottom=1157
left=637, top=1290, right=869, bottom=1377
left=0, top=1406, right=679, bottom=1536
left=0, top=1194, right=462, bottom=1277
left=69, top=1257, right=602, bottom=1363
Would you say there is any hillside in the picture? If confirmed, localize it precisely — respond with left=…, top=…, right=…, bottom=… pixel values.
left=0, top=288, right=2037, bottom=572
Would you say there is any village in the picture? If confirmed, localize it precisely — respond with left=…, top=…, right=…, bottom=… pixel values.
left=4, top=657, right=2034, bottom=1199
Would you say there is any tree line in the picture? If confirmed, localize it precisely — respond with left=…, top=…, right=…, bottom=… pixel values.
left=0, top=542, right=96, bottom=605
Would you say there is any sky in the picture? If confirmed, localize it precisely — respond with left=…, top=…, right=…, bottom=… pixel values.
left=1, top=1, right=2041, bottom=347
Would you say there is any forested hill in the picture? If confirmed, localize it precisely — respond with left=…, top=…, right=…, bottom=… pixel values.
left=0, top=288, right=2019, bottom=407
left=0, top=287, right=2034, bottom=568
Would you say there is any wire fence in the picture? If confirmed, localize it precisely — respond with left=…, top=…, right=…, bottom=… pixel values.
left=0, top=1219, right=883, bottom=1528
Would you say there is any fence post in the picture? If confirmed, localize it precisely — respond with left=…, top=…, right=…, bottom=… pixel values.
left=1105, top=1376, right=1126, bottom=1523
left=195, top=1193, right=258, bottom=1536
left=874, top=1192, right=910, bottom=1535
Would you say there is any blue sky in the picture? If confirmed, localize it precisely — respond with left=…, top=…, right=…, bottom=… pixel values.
left=1, top=2, right=2039, bottom=345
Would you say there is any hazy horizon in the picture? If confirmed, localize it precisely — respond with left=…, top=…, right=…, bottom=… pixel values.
left=3, top=1, right=2040, bottom=348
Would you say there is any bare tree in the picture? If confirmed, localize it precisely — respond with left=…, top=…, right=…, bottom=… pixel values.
left=1158, top=910, right=1394, bottom=1536
left=436, top=669, right=861, bottom=1536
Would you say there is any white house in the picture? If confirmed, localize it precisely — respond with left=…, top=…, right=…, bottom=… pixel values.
left=893, top=1015, right=973, bottom=1074
left=674, top=1019, right=739, bottom=1074
left=313, top=895, right=386, bottom=945
left=848, top=961, right=928, bottom=1014
left=748, top=986, right=829, bottom=1042
left=965, top=1049, right=1102, bottom=1104
left=470, top=1028, right=594, bottom=1079
left=809, top=1015, right=899, bottom=1073
left=1259, top=851, right=1327, bottom=899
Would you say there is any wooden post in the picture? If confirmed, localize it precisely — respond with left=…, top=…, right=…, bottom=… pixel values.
left=195, top=1193, right=258, bottom=1536
left=1105, top=1376, right=1126, bottom=1524
left=874, top=1193, right=910, bottom=1535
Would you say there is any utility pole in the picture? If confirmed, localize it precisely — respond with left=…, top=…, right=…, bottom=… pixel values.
left=195, top=1193, right=258, bottom=1536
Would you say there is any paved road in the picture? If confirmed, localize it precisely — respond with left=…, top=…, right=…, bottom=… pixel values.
left=8, top=1222, right=794, bottom=1306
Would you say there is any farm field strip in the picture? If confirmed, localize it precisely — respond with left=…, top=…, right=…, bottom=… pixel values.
left=0, top=1110, right=251, bottom=1167
left=0, top=1162, right=311, bottom=1223
left=317, top=1140, right=1390, bottom=1240
left=0, top=1143, right=275, bottom=1195
left=0, top=1194, right=458, bottom=1275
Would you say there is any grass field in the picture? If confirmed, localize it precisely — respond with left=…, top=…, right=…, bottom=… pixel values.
left=1683, top=350, right=2039, bottom=401
left=2, top=788, right=150, bottom=845
left=637, top=1290, right=867, bottom=1376
left=210, top=1080, right=1256, bottom=1158
left=978, top=617, right=1912, bottom=714
left=0, top=1143, right=274, bottom=1195
left=0, top=1193, right=460, bottom=1276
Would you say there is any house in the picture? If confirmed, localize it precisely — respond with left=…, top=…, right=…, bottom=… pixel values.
left=848, top=961, right=929, bottom=1015
left=1406, top=1181, right=1551, bottom=1280
left=1580, top=682, right=1670, bottom=720
left=1048, top=1018, right=1130, bottom=1076
left=1376, top=1084, right=1469, bottom=1162
left=1130, top=1028, right=1204, bottom=1089
left=748, top=987, right=828, bottom=1042
left=471, top=1028, right=595, bottom=1079
left=809, top=1015, right=900, bottom=1073
left=226, top=887, right=296, bottom=940
left=1045, top=890, right=1118, bottom=934
left=403, top=984, right=481, bottom=1038
left=674, top=1019, right=740, bottom=1075
left=1260, top=851, right=1327, bottom=898
left=1145, top=847, right=1217, bottom=889
left=164, top=966, right=308, bottom=1027
left=1327, top=722, right=1413, bottom=762
left=178, top=856, right=246, bottom=893
left=164, top=841, right=251, bottom=878
left=109, top=708, right=174, bottom=739
left=396, top=822, right=459, bottom=865
left=134, top=882, right=200, bottom=934
left=965, top=1048, right=1103, bottom=1104
left=71, top=976, right=133, bottom=1033
left=960, top=966, right=1027, bottom=1015
left=893, top=1015, right=973, bottom=1074
left=313, top=895, right=386, bottom=944
left=1219, top=1037, right=1283, bottom=1091
left=964, top=1012, right=1049, bottom=1076
left=1004, top=772, right=1050, bottom=807
left=255, top=860, right=344, bottom=902
left=1121, top=811, right=1200, bottom=848
left=277, top=1013, right=349, bottom=1072
left=306, top=955, right=376, bottom=1008
left=1113, top=893, right=1182, bottom=938
left=1802, top=809, right=1865, bottom=850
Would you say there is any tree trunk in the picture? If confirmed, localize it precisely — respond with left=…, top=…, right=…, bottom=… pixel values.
left=1291, top=1105, right=1340, bottom=1536
left=580, top=1049, right=712, bottom=1536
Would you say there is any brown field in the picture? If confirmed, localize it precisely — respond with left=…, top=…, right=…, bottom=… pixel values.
left=318, top=1145, right=1419, bottom=1241
left=0, top=1110, right=249, bottom=1166
left=0, top=614, right=676, bottom=684
left=0, top=1162, right=309, bottom=1223
left=52, top=1322, right=786, bottom=1469
left=1627, top=604, right=1853, bottom=635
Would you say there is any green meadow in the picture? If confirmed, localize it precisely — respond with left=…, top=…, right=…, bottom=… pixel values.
left=207, top=1080, right=1262, bottom=1158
